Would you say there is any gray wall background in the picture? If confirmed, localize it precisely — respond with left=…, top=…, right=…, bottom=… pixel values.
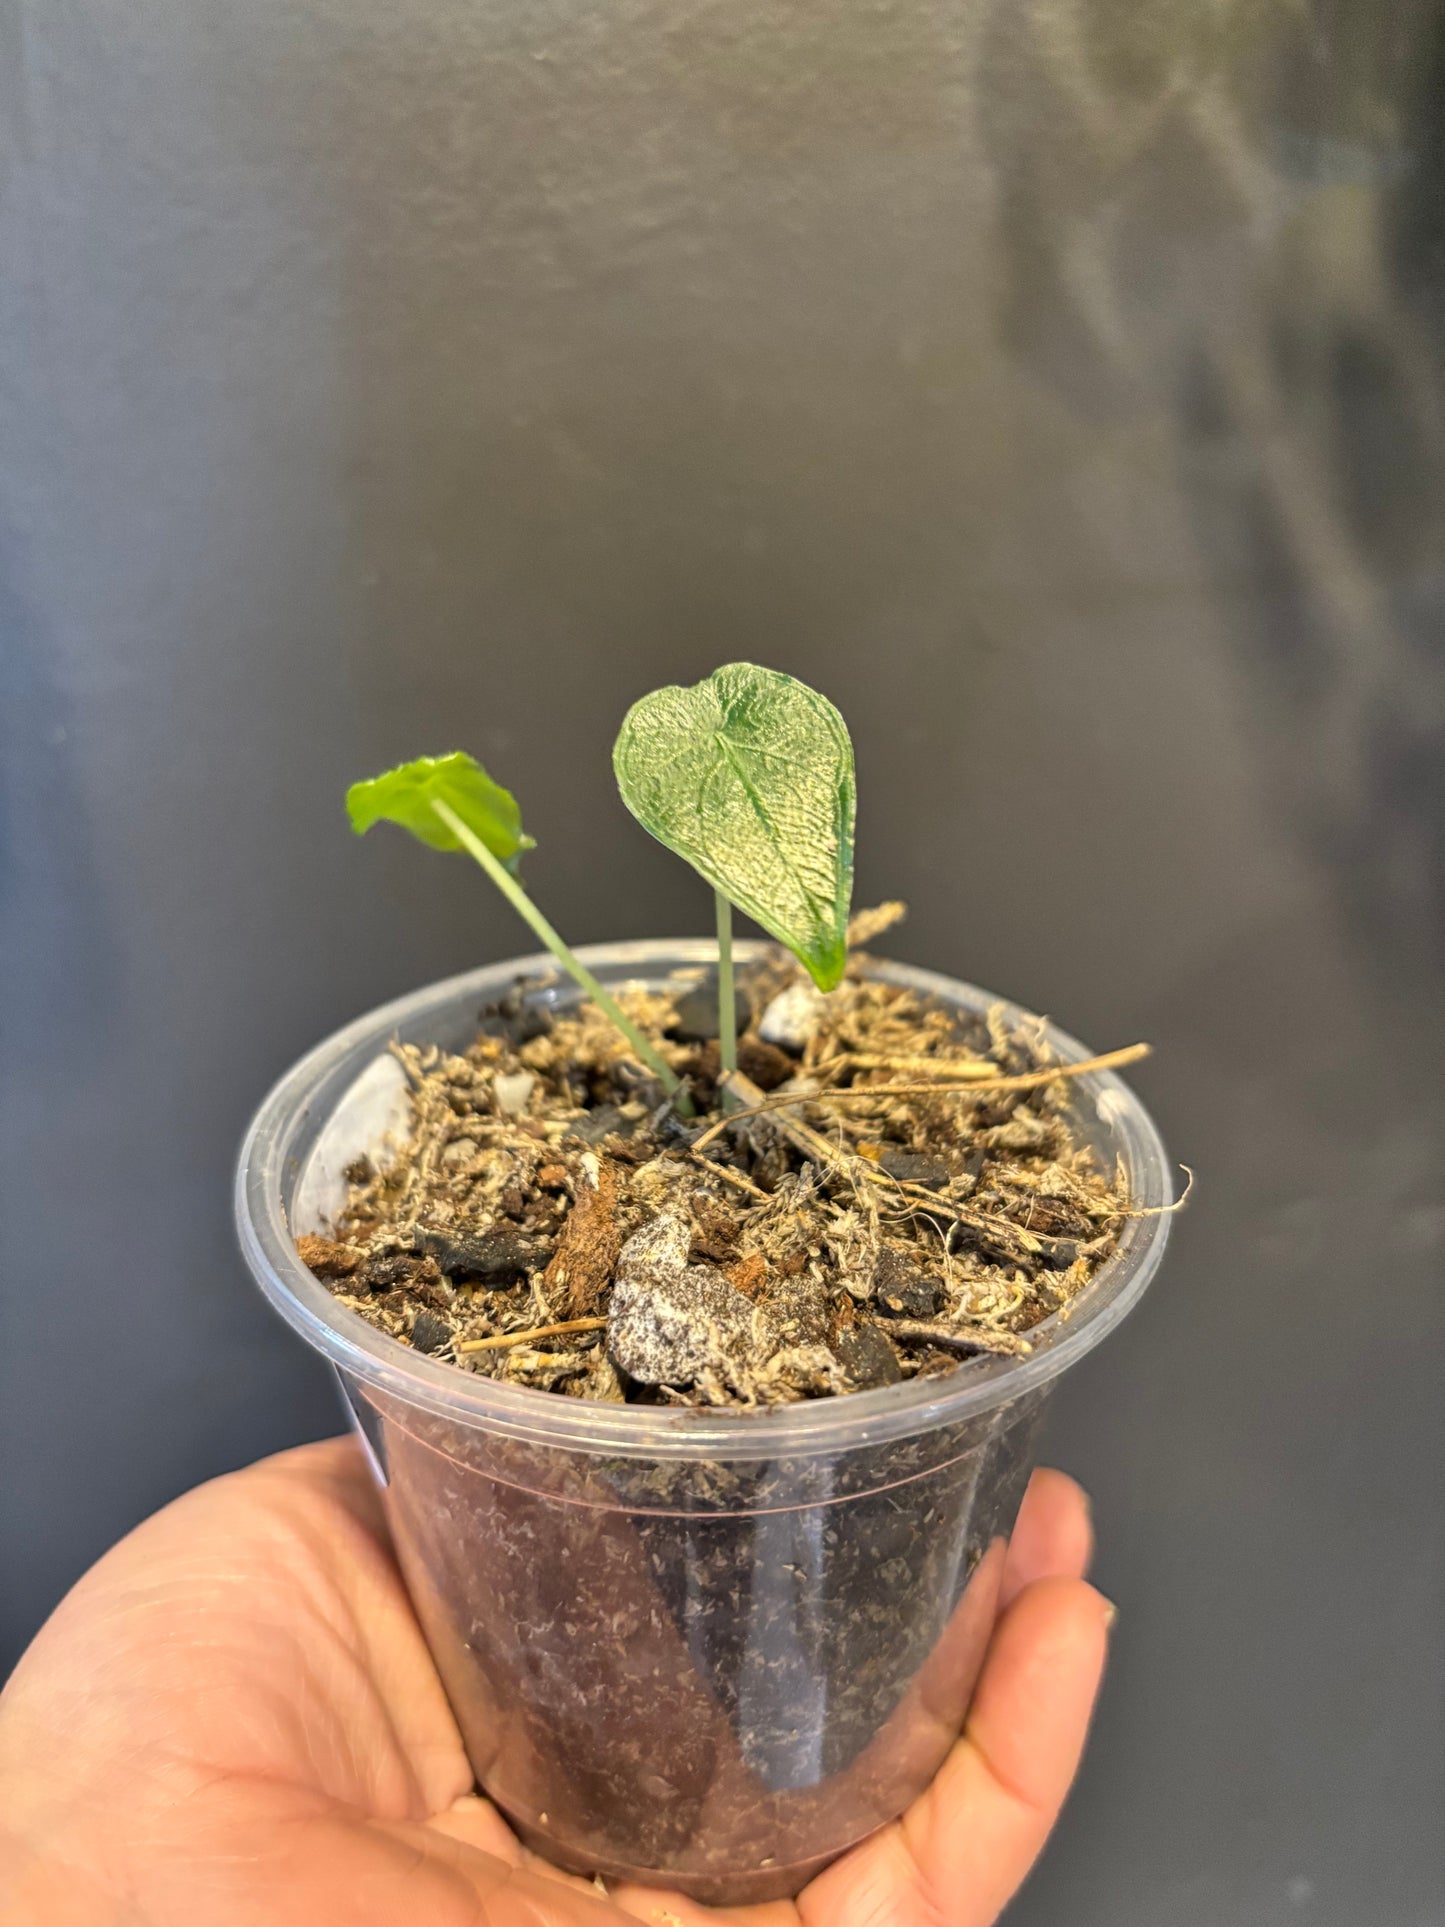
left=2, top=3, right=1443, bottom=1922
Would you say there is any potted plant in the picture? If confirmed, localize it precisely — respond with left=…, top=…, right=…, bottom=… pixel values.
left=235, top=664, right=1174, bottom=1904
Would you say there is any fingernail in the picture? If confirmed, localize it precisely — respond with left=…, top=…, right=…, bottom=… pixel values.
left=1100, top=1598, right=1119, bottom=1632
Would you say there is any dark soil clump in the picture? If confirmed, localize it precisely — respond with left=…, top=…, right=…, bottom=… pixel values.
left=302, top=944, right=1130, bottom=1406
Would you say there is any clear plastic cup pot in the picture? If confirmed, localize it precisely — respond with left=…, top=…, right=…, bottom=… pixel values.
left=236, top=942, right=1172, bottom=1903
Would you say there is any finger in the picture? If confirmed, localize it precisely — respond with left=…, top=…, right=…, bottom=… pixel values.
left=799, top=1578, right=1111, bottom=1927
left=952, top=1579, right=1112, bottom=1830
left=999, top=1469, right=1093, bottom=1607
left=914, top=1579, right=1112, bottom=1924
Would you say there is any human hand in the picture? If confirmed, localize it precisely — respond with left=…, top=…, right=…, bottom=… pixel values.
left=0, top=1438, right=1112, bottom=1927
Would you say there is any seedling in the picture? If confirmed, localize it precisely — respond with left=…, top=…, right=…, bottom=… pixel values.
left=614, top=662, right=856, bottom=1073
left=346, top=752, right=688, bottom=1106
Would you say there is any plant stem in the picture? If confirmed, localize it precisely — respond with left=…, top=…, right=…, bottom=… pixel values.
left=430, top=798, right=690, bottom=1109
left=715, top=889, right=737, bottom=1078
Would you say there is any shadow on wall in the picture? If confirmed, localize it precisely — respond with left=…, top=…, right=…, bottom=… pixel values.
left=975, top=0, right=1445, bottom=988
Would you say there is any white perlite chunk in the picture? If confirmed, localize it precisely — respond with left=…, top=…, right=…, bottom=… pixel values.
left=758, top=980, right=828, bottom=1053
left=492, top=1070, right=536, bottom=1115
left=607, top=1213, right=768, bottom=1388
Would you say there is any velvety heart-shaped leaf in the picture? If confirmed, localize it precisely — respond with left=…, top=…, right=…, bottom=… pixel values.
left=613, top=663, right=855, bottom=990
left=346, top=752, right=534, bottom=867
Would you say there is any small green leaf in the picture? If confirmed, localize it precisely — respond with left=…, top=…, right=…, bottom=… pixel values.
left=346, top=753, right=535, bottom=867
left=613, top=663, right=855, bottom=990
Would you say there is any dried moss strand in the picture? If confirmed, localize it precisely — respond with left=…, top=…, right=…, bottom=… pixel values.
left=692, top=1044, right=1152, bottom=1148
left=820, top=1052, right=1001, bottom=1080
left=884, top=1320, right=1032, bottom=1357
left=720, top=1070, right=873, bottom=1187
left=457, top=1317, right=608, bottom=1353
left=844, top=899, right=908, bottom=947
left=879, top=1180, right=1091, bottom=1260
left=1109, top=1165, right=1195, bottom=1216
left=686, top=1149, right=772, bottom=1199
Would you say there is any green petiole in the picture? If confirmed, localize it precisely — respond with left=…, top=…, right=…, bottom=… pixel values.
left=428, top=798, right=690, bottom=1112
left=715, top=889, right=737, bottom=1080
